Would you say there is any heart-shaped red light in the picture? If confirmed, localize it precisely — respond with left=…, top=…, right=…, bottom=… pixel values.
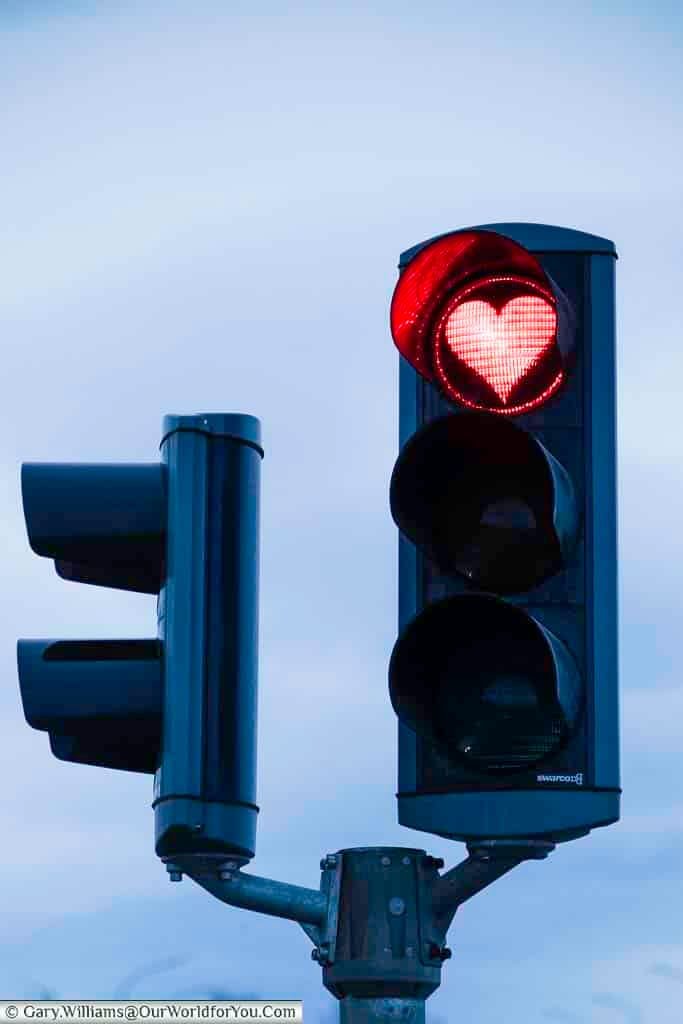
left=445, top=296, right=557, bottom=403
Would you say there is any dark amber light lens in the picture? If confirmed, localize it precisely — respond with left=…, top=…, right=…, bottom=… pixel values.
left=390, top=415, right=578, bottom=594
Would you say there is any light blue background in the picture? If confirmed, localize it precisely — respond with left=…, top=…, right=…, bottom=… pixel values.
left=1, top=3, right=682, bottom=1021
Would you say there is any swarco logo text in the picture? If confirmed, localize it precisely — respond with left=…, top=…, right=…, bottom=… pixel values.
left=536, top=772, right=584, bottom=786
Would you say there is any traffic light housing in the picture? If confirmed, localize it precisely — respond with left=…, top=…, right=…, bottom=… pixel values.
left=18, top=413, right=263, bottom=868
left=389, top=224, right=619, bottom=843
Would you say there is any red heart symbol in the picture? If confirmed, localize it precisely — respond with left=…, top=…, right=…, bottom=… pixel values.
left=444, top=296, right=556, bottom=403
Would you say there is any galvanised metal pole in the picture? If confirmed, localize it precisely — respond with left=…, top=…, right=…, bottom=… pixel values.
left=339, top=997, right=425, bottom=1023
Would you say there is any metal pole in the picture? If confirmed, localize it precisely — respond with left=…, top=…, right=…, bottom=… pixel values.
left=339, top=997, right=425, bottom=1023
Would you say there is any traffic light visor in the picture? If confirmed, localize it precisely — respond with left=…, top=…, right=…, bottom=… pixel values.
left=17, top=638, right=162, bottom=773
left=21, top=463, right=165, bottom=594
left=390, top=231, right=575, bottom=415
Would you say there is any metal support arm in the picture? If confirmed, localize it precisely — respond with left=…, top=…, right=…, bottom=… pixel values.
left=431, top=839, right=555, bottom=936
left=174, top=842, right=554, bottom=1022
left=184, top=867, right=327, bottom=929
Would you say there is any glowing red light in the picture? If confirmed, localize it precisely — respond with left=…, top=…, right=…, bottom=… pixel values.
left=433, top=276, right=565, bottom=415
left=445, top=293, right=556, bottom=403
left=390, top=231, right=574, bottom=416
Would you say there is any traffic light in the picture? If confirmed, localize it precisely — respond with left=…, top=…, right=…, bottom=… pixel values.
left=389, top=224, right=619, bottom=843
left=18, top=413, right=263, bottom=868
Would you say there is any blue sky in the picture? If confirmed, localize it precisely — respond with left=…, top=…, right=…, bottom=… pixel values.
left=1, top=2, right=682, bottom=1020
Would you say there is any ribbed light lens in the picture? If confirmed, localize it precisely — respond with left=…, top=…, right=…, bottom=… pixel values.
left=433, top=275, right=564, bottom=415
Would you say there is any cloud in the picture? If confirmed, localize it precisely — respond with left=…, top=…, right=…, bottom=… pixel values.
left=649, top=962, right=683, bottom=984
left=621, top=688, right=683, bottom=754
left=592, top=992, right=643, bottom=1023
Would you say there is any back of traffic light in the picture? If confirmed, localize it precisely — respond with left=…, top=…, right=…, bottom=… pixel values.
left=389, top=224, right=619, bottom=843
left=18, top=413, right=263, bottom=869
